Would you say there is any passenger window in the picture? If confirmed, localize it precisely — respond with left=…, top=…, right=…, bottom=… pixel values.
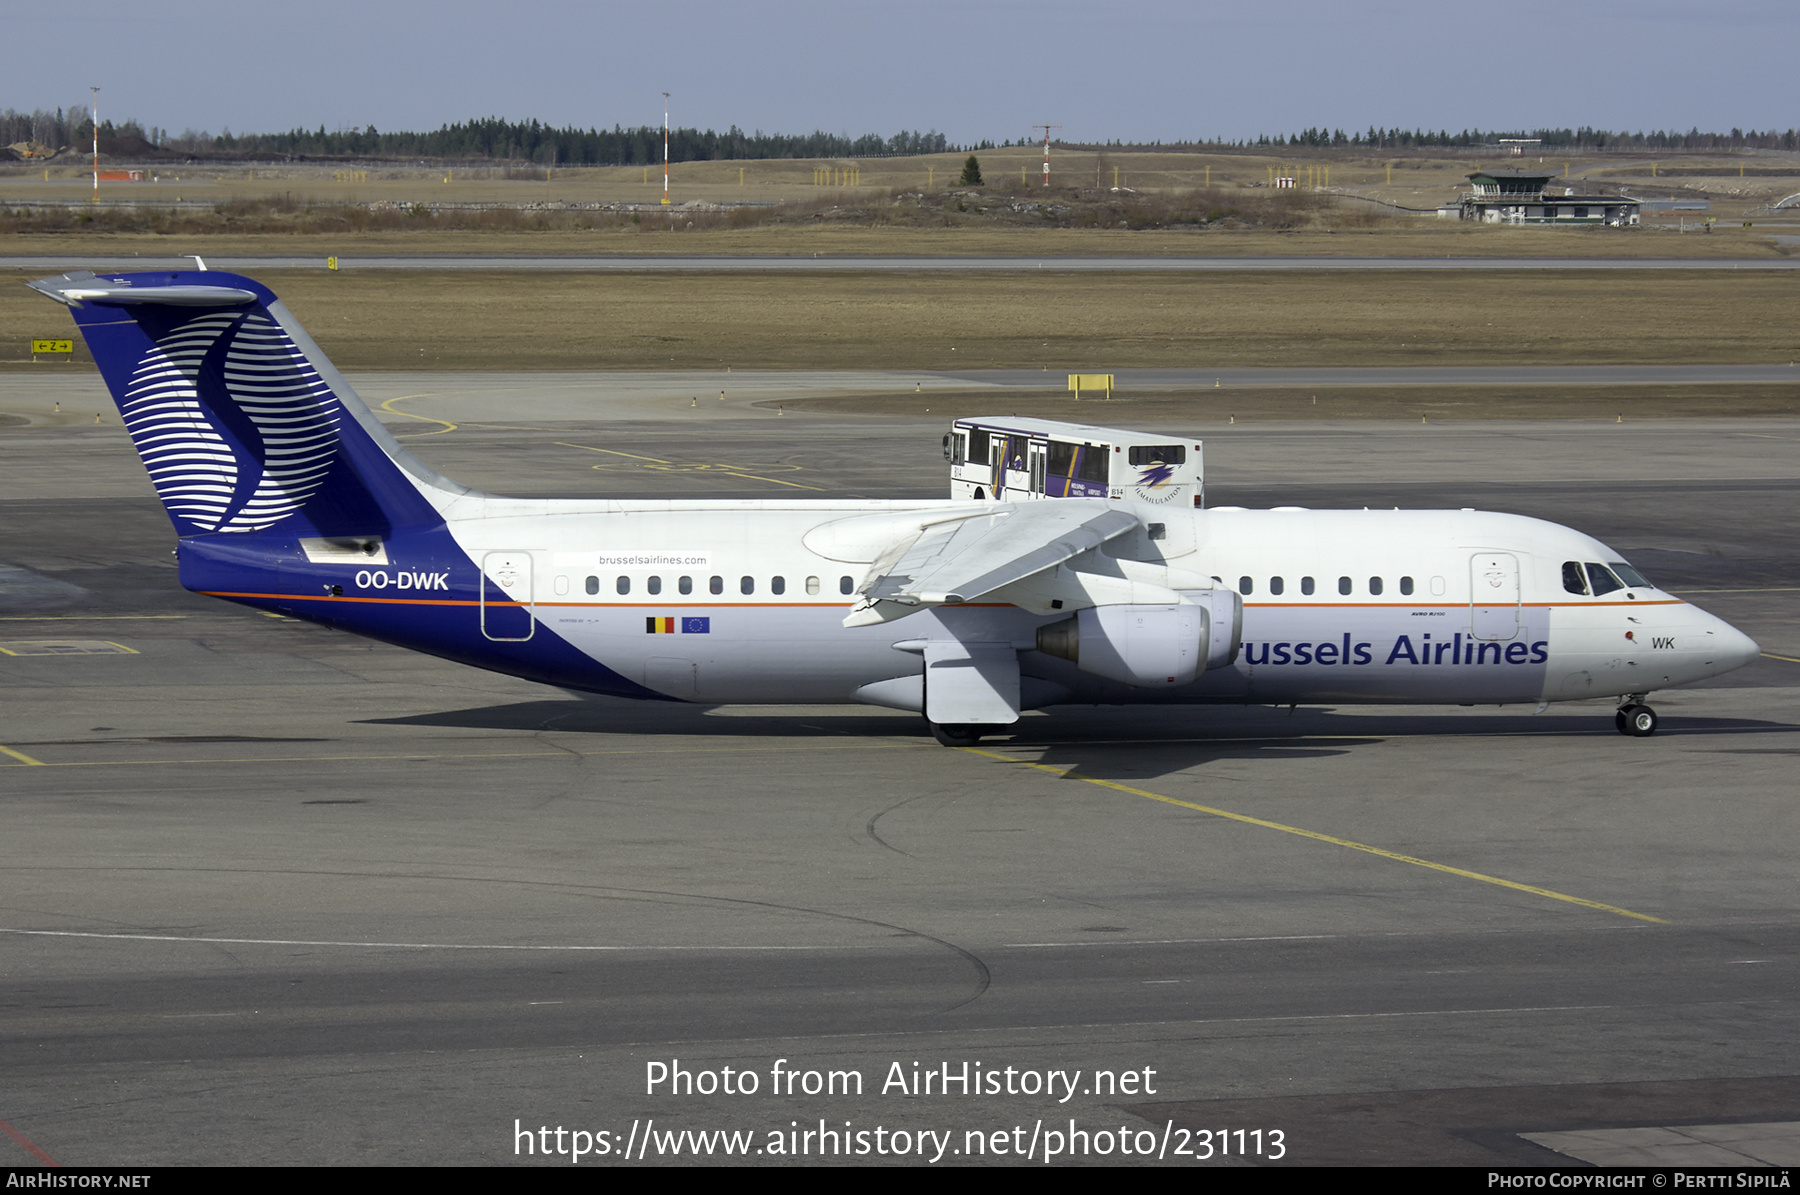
left=1338, top=576, right=1351, bottom=595
left=585, top=575, right=599, bottom=596
left=740, top=576, right=755, bottom=595
left=1301, top=576, right=1315, bottom=596
left=771, top=576, right=786, bottom=595
left=1563, top=561, right=1589, bottom=595
left=554, top=575, right=569, bottom=596
left=1400, top=576, right=1414, bottom=596
left=806, top=576, right=820, bottom=595
left=709, top=575, right=723, bottom=595
left=1269, top=576, right=1285, bottom=596
left=679, top=575, right=693, bottom=595
left=840, top=576, right=854, bottom=595
left=1239, top=576, right=1254, bottom=595
left=616, top=576, right=630, bottom=595
left=1369, top=576, right=1383, bottom=596
left=1586, top=563, right=1624, bottom=596
left=646, top=576, right=661, bottom=596
left=1430, top=576, right=1446, bottom=596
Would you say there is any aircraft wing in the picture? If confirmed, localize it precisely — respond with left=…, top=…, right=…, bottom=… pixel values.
left=844, top=500, right=1140, bottom=626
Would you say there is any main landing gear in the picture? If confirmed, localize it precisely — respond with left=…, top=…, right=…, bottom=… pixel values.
left=1615, top=695, right=1658, bottom=737
left=929, top=722, right=986, bottom=747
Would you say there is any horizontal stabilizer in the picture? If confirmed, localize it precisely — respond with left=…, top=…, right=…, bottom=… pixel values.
left=28, top=272, right=256, bottom=307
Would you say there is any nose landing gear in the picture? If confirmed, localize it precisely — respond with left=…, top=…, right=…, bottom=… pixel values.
left=1615, top=695, right=1658, bottom=737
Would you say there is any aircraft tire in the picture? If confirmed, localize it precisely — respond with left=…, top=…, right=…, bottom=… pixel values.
left=1619, top=704, right=1658, bottom=737
left=929, top=722, right=984, bottom=747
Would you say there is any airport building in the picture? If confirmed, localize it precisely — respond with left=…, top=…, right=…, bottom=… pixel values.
left=1458, top=171, right=1640, bottom=226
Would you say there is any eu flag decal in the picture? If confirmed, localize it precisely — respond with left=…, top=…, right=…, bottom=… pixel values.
left=681, top=616, right=711, bottom=634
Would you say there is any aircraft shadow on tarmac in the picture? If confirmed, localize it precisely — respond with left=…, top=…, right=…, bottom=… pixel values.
left=361, top=699, right=1799, bottom=779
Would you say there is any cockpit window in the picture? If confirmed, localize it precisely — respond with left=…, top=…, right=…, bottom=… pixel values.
left=1585, top=562, right=1624, bottom=596
left=1609, top=561, right=1651, bottom=589
left=1562, top=561, right=1589, bottom=595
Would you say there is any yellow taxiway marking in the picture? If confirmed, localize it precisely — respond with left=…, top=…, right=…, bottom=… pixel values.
left=557, top=441, right=825, bottom=491
left=1680, top=587, right=1800, bottom=594
left=0, top=615, right=187, bottom=622
left=377, top=394, right=457, bottom=438
left=1763, top=652, right=1800, bottom=664
left=0, top=745, right=46, bottom=766
left=963, top=747, right=1666, bottom=924
left=557, top=441, right=672, bottom=464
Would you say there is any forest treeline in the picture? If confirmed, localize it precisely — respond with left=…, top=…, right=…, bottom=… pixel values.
left=6, top=106, right=1798, bottom=161
left=1, top=109, right=984, bottom=163
left=1228, top=126, right=1800, bottom=151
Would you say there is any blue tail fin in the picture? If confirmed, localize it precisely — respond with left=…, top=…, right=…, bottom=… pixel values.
left=30, top=269, right=463, bottom=537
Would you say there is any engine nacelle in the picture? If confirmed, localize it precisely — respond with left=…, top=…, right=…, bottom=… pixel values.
left=1181, top=587, right=1243, bottom=673
left=1037, top=602, right=1206, bottom=688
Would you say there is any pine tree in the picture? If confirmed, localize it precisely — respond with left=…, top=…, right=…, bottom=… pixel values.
left=958, top=154, right=982, bottom=186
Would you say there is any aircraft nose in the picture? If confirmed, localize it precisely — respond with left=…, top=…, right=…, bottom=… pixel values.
left=1700, top=613, right=1761, bottom=673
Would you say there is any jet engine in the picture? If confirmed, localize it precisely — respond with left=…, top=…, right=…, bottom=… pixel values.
left=1035, top=590, right=1242, bottom=688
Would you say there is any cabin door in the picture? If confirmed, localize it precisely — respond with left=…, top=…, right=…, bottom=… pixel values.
left=481, top=552, right=535, bottom=641
left=1469, top=552, right=1519, bottom=641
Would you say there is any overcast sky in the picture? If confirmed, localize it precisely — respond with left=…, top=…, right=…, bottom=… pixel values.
left=4, top=0, right=1794, bottom=144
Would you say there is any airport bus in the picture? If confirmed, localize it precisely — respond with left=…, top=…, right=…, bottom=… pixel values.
left=945, top=417, right=1204, bottom=508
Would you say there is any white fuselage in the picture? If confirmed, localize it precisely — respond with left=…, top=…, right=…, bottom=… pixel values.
left=416, top=495, right=1758, bottom=709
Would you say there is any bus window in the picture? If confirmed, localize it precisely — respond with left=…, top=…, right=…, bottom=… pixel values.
left=1077, top=446, right=1109, bottom=483
left=965, top=429, right=990, bottom=466
left=1004, top=436, right=1028, bottom=471
left=1047, top=441, right=1076, bottom=478
left=1128, top=445, right=1187, bottom=467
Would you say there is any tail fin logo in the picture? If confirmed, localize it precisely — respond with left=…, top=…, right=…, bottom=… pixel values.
left=123, top=310, right=341, bottom=534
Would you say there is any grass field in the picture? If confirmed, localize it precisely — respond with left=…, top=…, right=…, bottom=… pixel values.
left=7, top=267, right=1794, bottom=373
left=6, top=144, right=1797, bottom=256
left=0, top=221, right=1787, bottom=260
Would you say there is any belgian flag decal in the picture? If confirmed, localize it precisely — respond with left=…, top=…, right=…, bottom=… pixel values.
left=646, top=617, right=675, bottom=634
